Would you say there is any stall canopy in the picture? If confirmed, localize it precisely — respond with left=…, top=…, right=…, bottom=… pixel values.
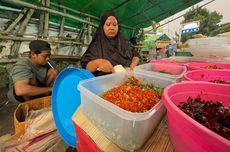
left=0, top=0, right=202, bottom=38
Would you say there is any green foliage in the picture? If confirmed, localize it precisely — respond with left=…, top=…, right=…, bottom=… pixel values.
left=0, top=65, right=8, bottom=88
left=181, top=7, right=223, bottom=42
left=210, top=23, right=230, bottom=36
left=0, top=65, right=6, bottom=74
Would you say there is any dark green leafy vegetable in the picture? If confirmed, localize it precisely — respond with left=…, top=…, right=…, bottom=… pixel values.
left=178, top=97, right=230, bottom=140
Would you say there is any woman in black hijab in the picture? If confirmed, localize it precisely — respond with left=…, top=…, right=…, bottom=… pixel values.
left=80, top=11, right=140, bottom=76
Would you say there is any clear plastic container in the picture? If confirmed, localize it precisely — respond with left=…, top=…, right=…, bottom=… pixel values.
left=184, top=69, right=230, bottom=85
left=151, top=59, right=188, bottom=66
left=186, top=37, right=230, bottom=58
left=134, top=63, right=187, bottom=82
left=163, top=82, right=230, bottom=152
left=78, top=71, right=175, bottom=150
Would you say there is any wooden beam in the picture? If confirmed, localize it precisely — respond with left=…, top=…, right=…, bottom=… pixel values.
left=4, top=0, right=98, bottom=27
left=38, top=0, right=45, bottom=37
left=43, top=0, right=50, bottom=37
left=59, top=8, right=66, bottom=37
left=1, top=8, right=28, bottom=35
left=17, top=9, right=35, bottom=36
left=0, top=35, right=89, bottom=46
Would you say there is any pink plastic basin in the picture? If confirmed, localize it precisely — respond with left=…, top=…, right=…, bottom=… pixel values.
left=186, top=62, right=230, bottom=71
left=184, top=70, right=230, bottom=85
left=151, top=59, right=188, bottom=66
left=163, top=82, right=230, bottom=152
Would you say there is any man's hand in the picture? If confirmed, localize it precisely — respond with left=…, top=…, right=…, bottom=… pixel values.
left=46, top=68, right=58, bottom=86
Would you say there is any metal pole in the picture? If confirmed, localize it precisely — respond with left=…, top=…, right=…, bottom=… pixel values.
left=178, top=28, right=182, bottom=44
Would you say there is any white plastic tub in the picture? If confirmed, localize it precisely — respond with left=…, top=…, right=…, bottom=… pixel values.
left=134, top=63, right=187, bottom=82
left=78, top=71, right=175, bottom=150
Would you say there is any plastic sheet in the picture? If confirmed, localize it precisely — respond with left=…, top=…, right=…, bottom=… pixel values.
left=186, top=37, right=230, bottom=57
left=0, top=108, right=61, bottom=152
left=20, top=108, right=56, bottom=142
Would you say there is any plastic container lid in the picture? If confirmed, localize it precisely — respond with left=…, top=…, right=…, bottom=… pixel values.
left=52, top=68, right=94, bottom=147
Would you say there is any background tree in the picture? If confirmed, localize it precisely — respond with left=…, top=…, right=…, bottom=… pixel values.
left=210, top=23, right=230, bottom=36
left=181, top=7, right=223, bottom=42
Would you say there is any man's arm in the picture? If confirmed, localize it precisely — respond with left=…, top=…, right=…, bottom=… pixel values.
left=14, top=79, right=52, bottom=96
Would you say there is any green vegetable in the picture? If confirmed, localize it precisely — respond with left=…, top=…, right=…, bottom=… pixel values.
left=126, top=77, right=163, bottom=96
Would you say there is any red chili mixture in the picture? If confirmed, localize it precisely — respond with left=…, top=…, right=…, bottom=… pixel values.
left=103, top=76, right=163, bottom=113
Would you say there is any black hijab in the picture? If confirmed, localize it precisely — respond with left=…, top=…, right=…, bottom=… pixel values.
left=80, top=10, right=140, bottom=76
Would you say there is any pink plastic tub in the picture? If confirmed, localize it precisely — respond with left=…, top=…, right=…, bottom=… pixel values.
left=184, top=70, right=230, bottom=85
left=186, top=62, right=230, bottom=71
left=163, top=82, right=230, bottom=152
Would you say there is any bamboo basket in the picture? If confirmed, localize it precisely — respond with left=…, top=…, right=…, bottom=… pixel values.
left=13, top=96, right=51, bottom=136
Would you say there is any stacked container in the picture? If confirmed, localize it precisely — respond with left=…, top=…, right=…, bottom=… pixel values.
left=134, top=63, right=187, bottom=82
left=163, top=82, right=230, bottom=152
left=184, top=69, right=230, bottom=85
left=78, top=71, right=175, bottom=150
left=185, top=62, right=230, bottom=71
left=151, top=59, right=188, bottom=66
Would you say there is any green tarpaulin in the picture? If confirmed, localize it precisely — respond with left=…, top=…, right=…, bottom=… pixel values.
left=0, top=0, right=202, bottom=39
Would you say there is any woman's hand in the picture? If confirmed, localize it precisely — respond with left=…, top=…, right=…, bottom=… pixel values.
left=86, top=59, right=114, bottom=73
left=130, top=57, right=140, bottom=70
left=96, top=59, right=114, bottom=73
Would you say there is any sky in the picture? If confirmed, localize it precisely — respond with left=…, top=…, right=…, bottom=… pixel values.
left=160, top=0, right=230, bottom=38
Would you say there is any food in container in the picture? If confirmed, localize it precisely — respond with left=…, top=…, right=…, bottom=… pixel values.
left=163, top=82, right=230, bottom=152
left=78, top=71, right=175, bottom=150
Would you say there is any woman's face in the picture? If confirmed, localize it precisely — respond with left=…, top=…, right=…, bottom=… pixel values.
left=103, top=16, right=118, bottom=38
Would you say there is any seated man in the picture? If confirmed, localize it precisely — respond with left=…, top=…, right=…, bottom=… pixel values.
left=8, top=40, right=58, bottom=104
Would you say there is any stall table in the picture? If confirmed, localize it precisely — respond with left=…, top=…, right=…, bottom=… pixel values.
left=72, top=108, right=174, bottom=152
